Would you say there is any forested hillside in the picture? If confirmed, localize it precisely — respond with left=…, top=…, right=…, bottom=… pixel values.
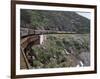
left=21, top=9, right=90, bottom=33
left=30, top=34, right=90, bottom=68
left=20, top=9, right=90, bottom=69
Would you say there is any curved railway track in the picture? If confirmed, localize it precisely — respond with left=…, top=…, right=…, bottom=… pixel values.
left=20, top=35, right=40, bottom=69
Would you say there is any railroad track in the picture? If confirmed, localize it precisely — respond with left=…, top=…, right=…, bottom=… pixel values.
left=20, top=35, right=40, bottom=69
left=20, top=47, right=31, bottom=69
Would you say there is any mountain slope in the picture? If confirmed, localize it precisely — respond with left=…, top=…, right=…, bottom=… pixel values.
left=20, top=9, right=90, bottom=33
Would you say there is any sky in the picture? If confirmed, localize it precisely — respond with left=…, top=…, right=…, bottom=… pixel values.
left=76, top=12, right=91, bottom=19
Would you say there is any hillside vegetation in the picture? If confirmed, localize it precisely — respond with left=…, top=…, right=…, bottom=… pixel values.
left=21, top=9, right=90, bottom=33
left=20, top=9, right=90, bottom=69
left=26, top=34, right=90, bottom=68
